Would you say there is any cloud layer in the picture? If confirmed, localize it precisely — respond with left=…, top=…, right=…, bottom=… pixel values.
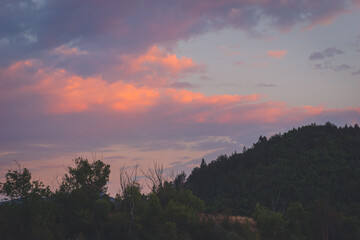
left=1, top=0, right=358, bottom=67
left=1, top=56, right=359, bottom=157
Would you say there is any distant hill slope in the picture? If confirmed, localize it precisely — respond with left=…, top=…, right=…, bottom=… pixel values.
left=187, top=122, right=360, bottom=216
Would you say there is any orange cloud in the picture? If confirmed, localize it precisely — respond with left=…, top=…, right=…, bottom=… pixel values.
left=166, top=89, right=261, bottom=105
left=4, top=59, right=355, bottom=130
left=3, top=60, right=262, bottom=116
left=53, top=77, right=159, bottom=113
left=11, top=64, right=160, bottom=113
left=267, top=49, right=287, bottom=59
left=120, top=45, right=203, bottom=77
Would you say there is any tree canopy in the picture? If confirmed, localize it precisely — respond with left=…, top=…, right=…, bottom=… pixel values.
left=0, top=123, right=359, bottom=239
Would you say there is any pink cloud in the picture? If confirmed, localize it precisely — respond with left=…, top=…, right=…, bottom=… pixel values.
left=302, top=9, right=350, bottom=31
left=166, top=89, right=261, bottom=106
left=3, top=60, right=356, bottom=128
left=28, top=71, right=160, bottom=114
left=2, top=59, right=358, bottom=130
left=267, top=49, right=287, bottom=59
left=117, top=45, right=204, bottom=87
left=0, top=60, right=161, bottom=114
left=120, top=45, right=202, bottom=75
left=302, top=105, right=324, bottom=115
left=352, top=0, right=360, bottom=7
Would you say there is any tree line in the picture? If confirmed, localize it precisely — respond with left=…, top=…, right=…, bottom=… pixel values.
left=0, top=158, right=256, bottom=239
left=1, top=122, right=359, bottom=239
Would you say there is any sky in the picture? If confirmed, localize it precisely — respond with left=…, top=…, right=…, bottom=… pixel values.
left=1, top=0, right=360, bottom=195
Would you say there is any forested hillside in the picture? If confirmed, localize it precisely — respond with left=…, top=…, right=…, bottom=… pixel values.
left=187, top=122, right=360, bottom=239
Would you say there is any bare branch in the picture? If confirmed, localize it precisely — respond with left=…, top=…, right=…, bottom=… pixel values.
left=141, top=161, right=166, bottom=192
left=119, top=164, right=139, bottom=197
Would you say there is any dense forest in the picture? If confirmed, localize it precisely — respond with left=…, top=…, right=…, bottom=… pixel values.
left=0, top=122, right=359, bottom=239
left=187, top=122, right=360, bottom=239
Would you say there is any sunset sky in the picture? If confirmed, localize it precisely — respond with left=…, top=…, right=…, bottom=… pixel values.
left=1, top=0, right=360, bottom=195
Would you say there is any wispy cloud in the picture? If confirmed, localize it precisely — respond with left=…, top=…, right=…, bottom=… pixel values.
left=256, top=83, right=276, bottom=88
left=267, top=49, right=287, bottom=59
left=332, top=64, right=352, bottom=71
left=309, top=47, right=344, bottom=60
left=52, top=45, right=88, bottom=56
left=313, top=62, right=352, bottom=72
left=352, top=69, right=360, bottom=75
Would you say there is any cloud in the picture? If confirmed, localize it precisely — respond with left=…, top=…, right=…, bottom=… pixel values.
left=1, top=0, right=358, bottom=69
left=5, top=60, right=355, bottom=135
left=170, top=82, right=195, bottom=89
left=309, top=47, right=344, bottom=60
left=351, top=35, right=360, bottom=52
left=256, top=83, right=276, bottom=88
left=312, top=62, right=352, bottom=72
left=352, top=69, right=360, bottom=75
left=2, top=58, right=358, bottom=151
left=1, top=61, right=162, bottom=114
left=352, top=0, right=360, bottom=6
left=52, top=45, right=88, bottom=56
left=332, top=64, right=351, bottom=71
left=118, top=45, right=204, bottom=86
left=267, top=49, right=287, bottom=59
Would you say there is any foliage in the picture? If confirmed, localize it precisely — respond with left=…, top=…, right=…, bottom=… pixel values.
left=59, top=157, right=110, bottom=195
left=187, top=122, right=360, bottom=239
left=0, top=165, right=50, bottom=200
left=1, top=159, right=250, bottom=239
left=1, top=122, right=359, bottom=239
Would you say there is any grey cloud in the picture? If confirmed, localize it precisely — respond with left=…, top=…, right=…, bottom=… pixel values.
left=0, top=0, right=356, bottom=71
left=309, top=47, right=344, bottom=60
left=332, top=64, right=351, bottom=72
left=351, top=35, right=360, bottom=51
left=352, top=69, right=360, bottom=75
left=170, top=82, right=195, bottom=89
left=313, top=62, right=352, bottom=72
left=256, top=83, right=276, bottom=88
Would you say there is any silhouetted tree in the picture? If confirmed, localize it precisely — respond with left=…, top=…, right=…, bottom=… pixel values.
left=0, top=163, right=50, bottom=200
left=59, top=157, right=110, bottom=196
